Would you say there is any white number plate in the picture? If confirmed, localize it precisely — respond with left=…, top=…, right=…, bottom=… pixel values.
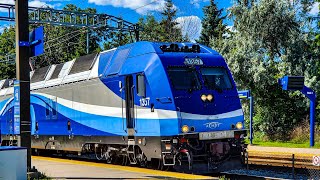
left=199, top=130, right=234, bottom=140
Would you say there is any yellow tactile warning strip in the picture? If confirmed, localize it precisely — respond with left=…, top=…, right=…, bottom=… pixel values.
left=32, top=156, right=216, bottom=179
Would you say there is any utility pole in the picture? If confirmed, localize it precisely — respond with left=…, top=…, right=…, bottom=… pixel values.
left=15, top=0, right=31, bottom=170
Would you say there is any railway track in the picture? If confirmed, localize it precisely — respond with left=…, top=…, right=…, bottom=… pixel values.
left=247, top=151, right=319, bottom=170
left=230, top=150, right=320, bottom=179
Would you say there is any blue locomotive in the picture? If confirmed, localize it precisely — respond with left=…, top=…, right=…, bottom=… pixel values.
left=0, top=41, right=246, bottom=172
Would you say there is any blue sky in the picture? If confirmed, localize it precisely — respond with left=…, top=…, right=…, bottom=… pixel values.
left=0, top=0, right=233, bottom=23
left=0, top=0, right=318, bottom=40
left=0, top=0, right=234, bottom=40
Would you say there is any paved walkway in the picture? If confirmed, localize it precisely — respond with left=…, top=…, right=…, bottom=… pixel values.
left=32, top=156, right=215, bottom=180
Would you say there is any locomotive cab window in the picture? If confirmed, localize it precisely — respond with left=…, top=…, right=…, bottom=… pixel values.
left=136, top=74, right=146, bottom=97
left=167, top=67, right=201, bottom=90
left=201, top=67, right=232, bottom=90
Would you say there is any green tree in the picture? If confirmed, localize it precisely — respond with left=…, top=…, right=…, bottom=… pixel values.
left=103, top=31, right=131, bottom=50
left=316, top=0, right=320, bottom=46
left=215, top=0, right=315, bottom=140
left=159, top=0, right=183, bottom=42
left=0, top=4, right=106, bottom=79
left=0, top=26, right=17, bottom=79
left=30, top=4, right=103, bottom=68
left=137, top=1, right=183, bottom=43
left=198, top=0, right=227, bottom=46
left=137, top=15, right=163, bottom=42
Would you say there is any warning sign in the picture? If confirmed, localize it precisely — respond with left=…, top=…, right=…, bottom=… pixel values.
left=313, top=156, right=320, bottom=166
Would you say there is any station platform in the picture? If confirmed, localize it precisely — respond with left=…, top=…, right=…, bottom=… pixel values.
left=32, top=156, right=215, bottom=179
left=247, top=145, right=320, bottom=157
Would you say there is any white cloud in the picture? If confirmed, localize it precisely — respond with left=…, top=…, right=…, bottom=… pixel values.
left=88, top=0, right=169, bottom=14
left=175, top=16, right=202, bottom=42
left=223, top=25, right=235, bottom=38
left=0, top=0, right=58, bottom=12
left=0, top=0, right=14, bottom=5
left=190, top=0, right=209, bottom=8
left=29, top=0, right=54, bottom=8
left=310, top=2, right=319, bottom=15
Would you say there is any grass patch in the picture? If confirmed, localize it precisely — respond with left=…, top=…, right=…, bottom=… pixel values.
left=28, top=171, right=51, bottom=180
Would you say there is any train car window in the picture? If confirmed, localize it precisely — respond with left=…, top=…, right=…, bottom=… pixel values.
left=45, top=99, right=50, bottom=118
left=167, top=67, right=201, bottom=90
left=136, top=74, right=146, bottom=97
left=67, top=121, right=71, bottom=131
left=45, top=107, right=50, bottom=117
left=200, top=67, right=232, bottom=90
left=52, top=98, right=57, bottom=118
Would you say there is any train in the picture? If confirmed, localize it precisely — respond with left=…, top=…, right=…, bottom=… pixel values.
left=0, top=41, right=246, bottom=173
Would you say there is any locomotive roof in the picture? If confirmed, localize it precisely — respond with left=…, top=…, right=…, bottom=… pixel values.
left=0, top=41, right=220, bottom=93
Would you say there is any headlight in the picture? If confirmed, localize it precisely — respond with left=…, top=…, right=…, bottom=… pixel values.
left=236, top=122, right=243, bottom=129
left=207, top=94, right=213, bottom=101
left=201, top=94, right=207, bottom=101
left=181, top=125, right=189, bottom=133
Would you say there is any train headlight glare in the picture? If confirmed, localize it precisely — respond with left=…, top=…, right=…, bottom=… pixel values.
left=201, top=94, right=207, bottom=101
left=236, top=122, right=243, bottom=129
left=181, top=125, right=189, bottom=133
left=207, top=94, right=213, bottom=101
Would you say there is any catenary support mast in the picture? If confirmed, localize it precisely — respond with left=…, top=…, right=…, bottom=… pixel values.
left=15, top=0, right=31, bottom=170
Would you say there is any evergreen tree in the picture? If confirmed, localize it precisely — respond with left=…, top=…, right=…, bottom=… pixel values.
left=198, top=0, right=227, bottom=46
left=103, top=31, right=131, bottom=50
left=159, top=0, right=183, bottom=42
left=137, top=15, right=163, bottom=42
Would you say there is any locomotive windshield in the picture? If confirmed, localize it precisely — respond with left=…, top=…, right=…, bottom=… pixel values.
left=167, top=67, right=201, bottom=90
left=201, top=67, right=232, bottom=90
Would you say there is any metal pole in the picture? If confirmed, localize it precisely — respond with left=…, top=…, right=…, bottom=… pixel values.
left=15, top=0, right=31, bottom=170
left=302, top=86, right=316, bottom=147
left=249, top=96, right=253, bottom=145
left=292, top=154, right=295, bottom=179
left=310, top=99, right=315, bottom=147
left=86, top=30, right=89, bottom=54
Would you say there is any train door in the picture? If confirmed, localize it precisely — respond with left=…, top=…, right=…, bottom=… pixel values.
left=125, top=75, right=135, bottom=136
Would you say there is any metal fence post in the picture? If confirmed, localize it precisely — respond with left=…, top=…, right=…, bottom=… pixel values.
left=292, top=154, right=295, bottom=179
left=246, top=151, right=249, bottom=170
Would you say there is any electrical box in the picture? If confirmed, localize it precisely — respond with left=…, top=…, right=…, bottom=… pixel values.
left=0, top=146, right=27, bottom=180
left=279, top=76, right=304, bottom=90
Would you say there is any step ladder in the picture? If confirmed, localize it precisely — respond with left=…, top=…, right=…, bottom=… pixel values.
left=127, top=139, right=137, bottom=164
